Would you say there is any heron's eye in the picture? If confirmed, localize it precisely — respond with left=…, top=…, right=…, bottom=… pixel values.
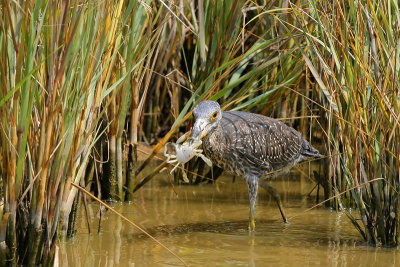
left=211, top=112, right=218, bottom=120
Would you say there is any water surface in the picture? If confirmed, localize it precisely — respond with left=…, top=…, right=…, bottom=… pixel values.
left=61, top=163, right=400, bottom=266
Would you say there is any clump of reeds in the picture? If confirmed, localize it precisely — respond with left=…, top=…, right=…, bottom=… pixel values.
left=286, top=0, right=400, bottom=246
left=0, top=0, right=160, bottom=264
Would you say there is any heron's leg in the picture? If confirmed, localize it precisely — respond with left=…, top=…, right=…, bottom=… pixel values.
left=245, top=176, right=259, bottom=231
left=259, top=180, right=289, bottom=224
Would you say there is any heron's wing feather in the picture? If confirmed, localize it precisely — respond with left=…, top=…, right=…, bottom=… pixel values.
left=234, top=146, right=272, bottom=173
left=223, top=111, right=304, bottom=166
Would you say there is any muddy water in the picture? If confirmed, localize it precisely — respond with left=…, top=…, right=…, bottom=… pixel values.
left=61, top=164, right=400, bottom=266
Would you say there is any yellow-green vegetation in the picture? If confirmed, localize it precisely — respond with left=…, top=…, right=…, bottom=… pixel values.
left=288, top=0, right=400, bottom=246
left=0, top=0, right=398, bottom=265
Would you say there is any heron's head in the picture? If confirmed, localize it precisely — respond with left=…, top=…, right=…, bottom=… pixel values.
left=191, top=100, right=222, bottom=140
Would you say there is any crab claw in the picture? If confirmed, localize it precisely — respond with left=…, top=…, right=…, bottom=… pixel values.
left=181, top=169, right=190, bottom=183
left=164, top=142, right=177, bottom=156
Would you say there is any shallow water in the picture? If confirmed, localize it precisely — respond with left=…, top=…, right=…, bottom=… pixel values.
left=61, top=163, right=400, bottom=266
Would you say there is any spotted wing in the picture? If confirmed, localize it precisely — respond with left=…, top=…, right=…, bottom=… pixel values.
left=221, top=111, right=304, bottom=171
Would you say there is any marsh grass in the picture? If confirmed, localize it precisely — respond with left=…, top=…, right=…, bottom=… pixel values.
left=285, top=0, right=400, bottom=246
left=0, top=0, right=159, bottom=264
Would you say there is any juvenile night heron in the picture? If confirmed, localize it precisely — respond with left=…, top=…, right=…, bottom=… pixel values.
left=190, top=100, right=322, bottom=230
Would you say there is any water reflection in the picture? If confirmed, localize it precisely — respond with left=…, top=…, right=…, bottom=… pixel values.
left=61, top=163, right=400, bottom=266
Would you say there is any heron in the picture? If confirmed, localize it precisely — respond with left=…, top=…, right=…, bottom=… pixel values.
left=190, top=100, right=322, bottom=230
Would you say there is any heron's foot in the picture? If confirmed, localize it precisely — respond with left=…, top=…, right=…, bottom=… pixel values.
left=281, top=212, right=289, bottom=224
left=248, top=218, right=255, bottom=231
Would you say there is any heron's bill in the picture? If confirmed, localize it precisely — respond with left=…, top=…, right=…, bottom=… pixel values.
left=200, top=131, right=208, bottom=139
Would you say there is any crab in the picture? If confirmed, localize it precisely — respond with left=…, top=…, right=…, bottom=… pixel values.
left=164, top=131, right=212, bottom=182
